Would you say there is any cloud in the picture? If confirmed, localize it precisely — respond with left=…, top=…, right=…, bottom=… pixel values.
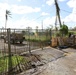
left=46, top=0, right=66, bottom=6
left=67, top=0, right=76, bottom=14
left=8, top=16, right=56, bottom=29
left=42, top=4, right=45, bottom=7
left=43, top=16, right=56, bottom=28
left=50, top=0, right=76, bottom=28
left=11, top=5, right=41, bottom=14
left=59, top=0, right=66, bottom=2
left=0, top=3, right=10, bottom=28
left=62, top=13, right=76, bottom=28
left=1, top=0, right=75, bottom=29
left=62, top=0, right=76, bottom=23
left=67, top=0, right=76, bottom=8
left=0, top=2, right=41, bottom=28
left=41, top=12, right=49, bottom=16
left=0, top=3, right=10, bottom=10
left=46, top=0, right=54, bottom=6
left=63, top=14, right=74, bottom=23
left=0, top=3, right=41, bottom=14
left=7, top=17, right=41, bottom=29
left=17, top=0, right=22, bottom=2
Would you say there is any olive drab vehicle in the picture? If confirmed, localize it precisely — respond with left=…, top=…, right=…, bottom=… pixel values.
left=4, top=33, right=25, bottom=44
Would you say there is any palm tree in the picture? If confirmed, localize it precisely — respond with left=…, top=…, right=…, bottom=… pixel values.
left=5, top=10, right=12, bottom=74
left=5, top=10, right=11, bottom=30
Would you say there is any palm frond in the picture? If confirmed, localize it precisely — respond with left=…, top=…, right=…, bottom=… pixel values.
left=5, top=10, right=11, bottom=20
left=6, top=10, right=11, bottom=15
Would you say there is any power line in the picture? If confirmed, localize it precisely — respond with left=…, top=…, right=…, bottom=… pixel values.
left=27, top=9, right=75, bottom=24
left=26, top=15, right=43, bottom=25
left=26, top=4, right=55, bottom=24
left=60, top=9, right=76, bottom=14
left=25, top=9, right=55, bottom=26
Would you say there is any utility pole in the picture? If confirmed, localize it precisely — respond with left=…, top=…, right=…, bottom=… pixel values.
left=55, top=0, right=62, bottom=28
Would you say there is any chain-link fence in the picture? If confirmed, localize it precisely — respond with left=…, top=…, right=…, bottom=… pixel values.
left=0, top=28, right=76, bottom=75
left=0, top=28, right=52, bottom=75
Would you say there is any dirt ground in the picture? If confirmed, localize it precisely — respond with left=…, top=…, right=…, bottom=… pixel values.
left=18, top=47, right=76, bottom=75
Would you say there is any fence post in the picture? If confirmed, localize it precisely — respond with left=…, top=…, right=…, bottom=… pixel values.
left=7, top=28, right=13, bottom=75
left=28, top=29, right=31, bottom=55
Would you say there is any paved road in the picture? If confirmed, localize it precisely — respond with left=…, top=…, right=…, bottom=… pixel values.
left=0, top=39, right=40, bottom=54
left=39, top=51, right=76, bottom=75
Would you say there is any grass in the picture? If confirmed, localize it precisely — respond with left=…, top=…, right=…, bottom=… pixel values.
left=0, top=55, right=24, bottom=73
left=25, top=35, right=51, bottom=42
left=69, top=31, right=76, bottom=34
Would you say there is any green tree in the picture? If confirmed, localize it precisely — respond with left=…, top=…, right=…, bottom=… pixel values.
left=60, top=24, right=68, bottom=36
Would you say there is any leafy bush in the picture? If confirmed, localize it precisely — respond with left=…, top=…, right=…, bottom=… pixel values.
left=60, top=24, right=68, bottom=36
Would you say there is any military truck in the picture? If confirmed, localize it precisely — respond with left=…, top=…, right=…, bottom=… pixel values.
left=4, top=33, right=25, bottom=44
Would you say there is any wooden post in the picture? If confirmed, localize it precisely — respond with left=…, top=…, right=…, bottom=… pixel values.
left=28, top=29, right=31, bottom=55
left=7, top=28, right=13, bottom=75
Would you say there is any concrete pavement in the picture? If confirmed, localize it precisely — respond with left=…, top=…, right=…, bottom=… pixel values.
left=18, top=47, right=76, bottom=75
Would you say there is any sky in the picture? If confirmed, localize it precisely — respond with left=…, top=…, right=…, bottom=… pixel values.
left=0, top=0, right=76, bottom=29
